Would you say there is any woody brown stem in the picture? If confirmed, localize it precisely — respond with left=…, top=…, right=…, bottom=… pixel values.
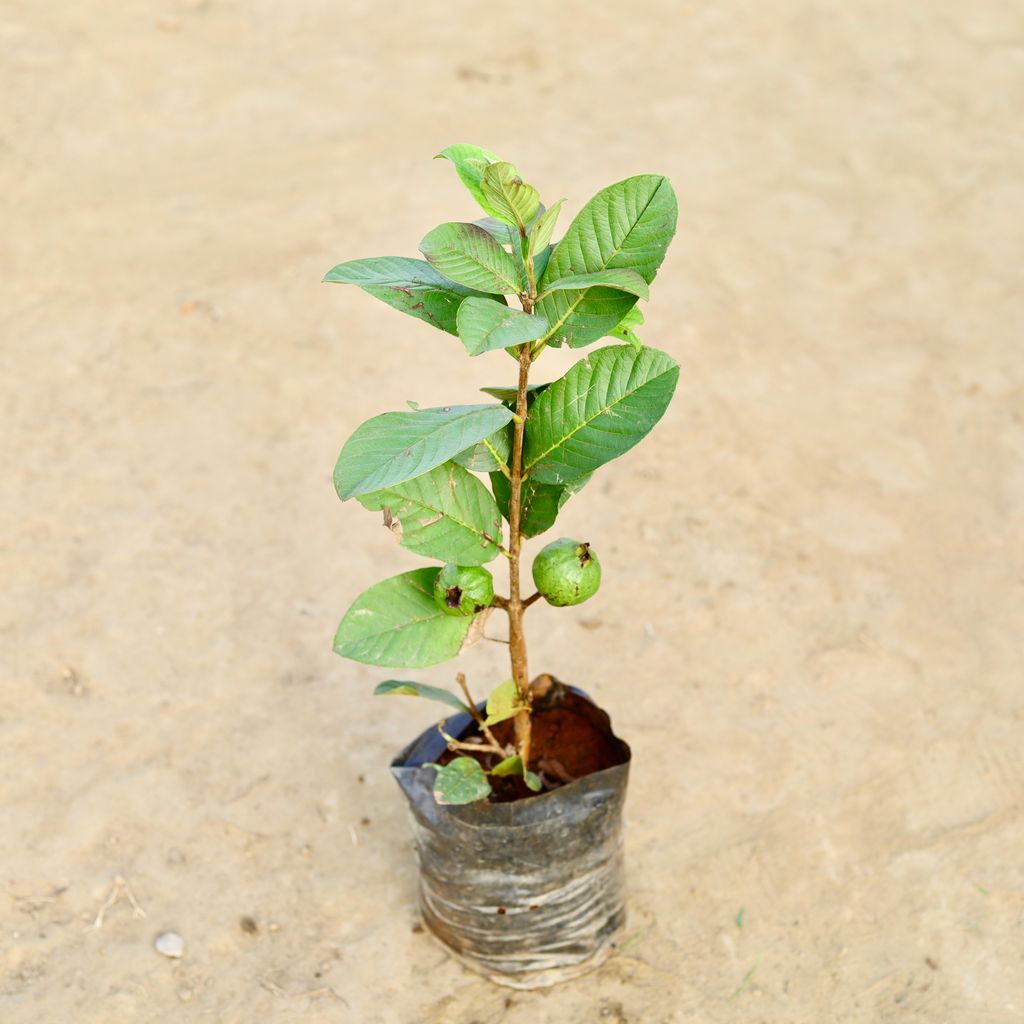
left=507, top=341, right=533, bottom=768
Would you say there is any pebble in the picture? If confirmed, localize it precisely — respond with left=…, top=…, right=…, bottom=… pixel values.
left=154, top=931, right=185, bottom=959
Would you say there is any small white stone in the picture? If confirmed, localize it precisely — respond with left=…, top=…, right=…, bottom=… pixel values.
left=154, top=931, right=185, bottom=959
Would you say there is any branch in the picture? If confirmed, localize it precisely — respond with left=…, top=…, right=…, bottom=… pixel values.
left=522, top=591, right=542, bottom=609
left=456, top=673, right=506, bottom=752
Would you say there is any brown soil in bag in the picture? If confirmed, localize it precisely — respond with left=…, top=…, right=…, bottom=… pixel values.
left=439, top=676, right=630, bottom=803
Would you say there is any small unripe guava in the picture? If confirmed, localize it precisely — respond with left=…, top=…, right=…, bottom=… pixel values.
left=433, top=564, right=494, bottom=616
left=532, top=538, right=601, bottom=607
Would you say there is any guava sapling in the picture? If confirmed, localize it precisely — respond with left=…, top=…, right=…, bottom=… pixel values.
left=325, top=144, right=678, bottom=808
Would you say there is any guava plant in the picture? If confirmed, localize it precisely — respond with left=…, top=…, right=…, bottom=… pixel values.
left=326, top=144, right=678, bottom=805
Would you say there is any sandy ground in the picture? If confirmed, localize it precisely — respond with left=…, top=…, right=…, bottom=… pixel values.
left=3, top=2, right=1023, bottom=1021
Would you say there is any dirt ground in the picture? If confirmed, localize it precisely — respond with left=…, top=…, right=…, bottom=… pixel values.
left=3, top=2, right=1023, bottom=1021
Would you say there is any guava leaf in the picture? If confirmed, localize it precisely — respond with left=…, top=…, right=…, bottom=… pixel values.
left=334, top=403, right=515, bottom=500
left=334, top=568, right=475, bottom=668
left=323, top=256, right=499, bottom=335
left=428, top=756, right=493, bottom=805
left=479, top=382, right=551, bottom=405
left=491, top=754, right=524, bottom=777
left=539, top=268, right=650, bottom=301
left=456, top=297, right=549, bottom=356
left=419, top=223, right=523, bottom=295
left=534, top=175, right=677, bottom=349
left=484, top=678, right=525, bottom=726
left=607, top=306, right=644, bottom=346
left=557, top=472, right=592, bottom=510
left=358, top=462, right=504, bottom=565
left=490, top=754, right=543, bottom=792
left=453, top=423, right=512, bottom=474
left=473, top=216, right=516, bottom=244
left=435, top=144, right=512, bottom=221
left=529, top=200, right=564, bottom=259
left=373, top=680, right=471, bottom=713
left=481, top=162, right=541, bottom=229
left=524, top=344, right=679, bottom=485
left=532, top=243, right=553, bottom=283
left=489, top=472, right=563, bottom=538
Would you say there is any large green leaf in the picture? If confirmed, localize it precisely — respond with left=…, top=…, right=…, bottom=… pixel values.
left=373, top=679, right=470, bottom=713
left=335, top=404, right=515, bottom=500
left=524, top=345, right=679, bottom=484
left=428, top=757, right=492, bottom=805
left=489, top=472, right=563, bottom=538
left=534, top=175, right=677, bottom=349
left=481, top=162, right=541, bottom=229
left=453, top=423, right=512, bottom=473
left=334, top=568, right=477, bottom=667
left=435, top=144, right=510, bottom=221
left=419, top=223, right=523, bottom=295
left=539, top=268, right=649, bottom=301
left=358, top=462, right=504, bottom=565
left=456, top=297, right=549, bottom=356
left=323, top=256, right=498, bottom=335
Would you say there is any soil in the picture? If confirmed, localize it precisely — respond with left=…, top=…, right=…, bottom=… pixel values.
left=440, top=679, right=631, bottom=802
left=4, top=3, right=1023, bottom=1023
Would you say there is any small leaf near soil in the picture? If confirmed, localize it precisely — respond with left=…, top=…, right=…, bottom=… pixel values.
left=427, top=756, right=493, bottom=805
left=491, top=755, right=543, bottom=792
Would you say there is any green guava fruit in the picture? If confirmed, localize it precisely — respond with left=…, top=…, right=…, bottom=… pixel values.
left=532, top=538, right=601, bottom=607
left=433, top=564, right=494, bottom=616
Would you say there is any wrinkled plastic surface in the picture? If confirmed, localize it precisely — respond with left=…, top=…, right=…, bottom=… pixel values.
left=390, top=689, right=630, bottom=988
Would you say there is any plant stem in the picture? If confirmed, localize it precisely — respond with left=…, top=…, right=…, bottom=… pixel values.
left=507, top=341, right=533, bottom=768
left=521, top=226, right=536, bottom=298
left=455, top=673, right=505, bottom=751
